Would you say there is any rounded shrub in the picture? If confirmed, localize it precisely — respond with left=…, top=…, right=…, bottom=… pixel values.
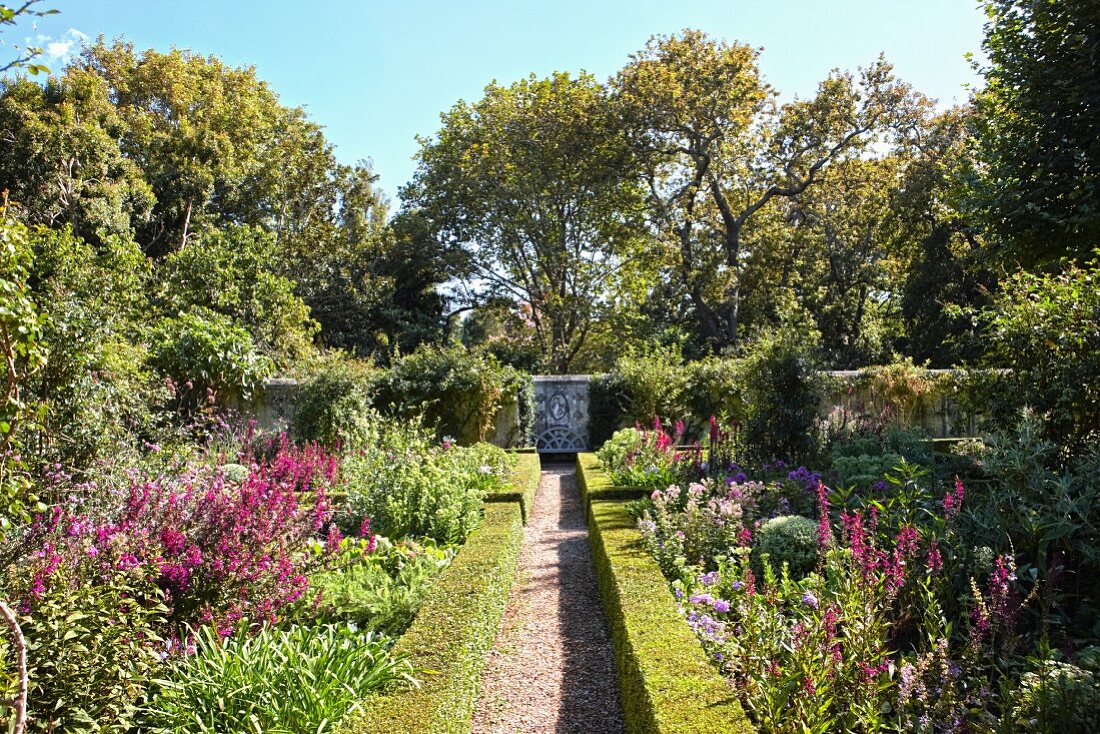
left=753, top=514, right=820, bottom=579
left=371, top=344, right=524, bottom=445
left=293, top=359, right=377, bottom=449
left=150, top=307, right=273, bottom=405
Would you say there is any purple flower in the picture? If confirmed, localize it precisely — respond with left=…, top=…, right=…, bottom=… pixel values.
left=801, top=591, right=818, bottom=609
left=713, top=598, right=731, bottom=613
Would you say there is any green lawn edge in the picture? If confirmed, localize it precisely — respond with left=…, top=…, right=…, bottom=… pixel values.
left=484, top=451, right=541, bottom=523
left=578, top=453, right=756, bottom=734
left=340, top=453, right=540, bottom=734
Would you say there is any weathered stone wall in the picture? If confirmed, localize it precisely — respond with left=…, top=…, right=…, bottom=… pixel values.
left=248, top=378, right=300, bottom=433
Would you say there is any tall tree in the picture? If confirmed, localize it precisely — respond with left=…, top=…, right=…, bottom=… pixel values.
left=403, top=72, right=650, bottom=372
left=972, top=0, right=1100, bottom=266
left=616, top=30, right=923, bottom=352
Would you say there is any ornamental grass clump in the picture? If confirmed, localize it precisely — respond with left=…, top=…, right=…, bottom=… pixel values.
left=143, top=622, right=416, bottom=733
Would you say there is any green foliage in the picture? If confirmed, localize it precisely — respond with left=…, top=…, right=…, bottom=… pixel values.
left=0, top=1, right=57, bottom=77
left=150, top=308, right=274, bottom=405
left=157, top=225, right=317, bottom=362
left=753, top=515, right=819, bottom=580
left=23, top=225, right=162, bottom=472
left=616, top=29, right=922, bottom=352
left=683, top=356, right=748, bottom=431
left=144, top=623, right=415, bottom=734
left=293, top=357, right=376, bottom=449
left=578, top=457, right=755, bottom=734
left=968, top=410, right=1100, bottom=577
left=481, top=452, right=541, bottom=523
left=10, top=571, right=168, bottom=733
left=740, top=335, right=821, bottom=463
left=588, top=373, right=629, bottom=448
left=405, top=70, right=650, bottom=372
left=342, top=501, right=526, bottom=734
left=1010, top=655, right=1100, bottom=734
left=0, top=215, right=47, bottom=528
left=826, top=418, right=932, bottom=491
left=614, top=344, right=688, bottom=424
left=596, top=425, right=683, bottom=490
left=983, top=260, right=1100, bottom=452
left=971, top=0, right=1100, bottom=264
left=342, top=423, right=514, bottom=544
left=597, top=428, right=645, bottom=474
left=372, top=343, right=521, bottom=445
left=297, top=538, right=454, bottom=636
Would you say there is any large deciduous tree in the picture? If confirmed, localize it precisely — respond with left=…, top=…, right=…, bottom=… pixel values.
left=972, top=0, right=1100, bottom=266
left=403, top=72, right=649, bottom=373
left=616, top=30, right=923, bottom=352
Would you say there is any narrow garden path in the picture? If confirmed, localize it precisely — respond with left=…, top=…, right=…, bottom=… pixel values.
left=472, top=462, right=625, bottom=734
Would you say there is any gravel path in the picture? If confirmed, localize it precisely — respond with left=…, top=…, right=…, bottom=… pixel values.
left=472, top=463, right=625, bottom=734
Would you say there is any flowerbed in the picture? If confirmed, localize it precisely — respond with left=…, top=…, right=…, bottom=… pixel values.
left=610, top=417, right=1100, bottom=733
left=0, top=422, right=522, bottom=733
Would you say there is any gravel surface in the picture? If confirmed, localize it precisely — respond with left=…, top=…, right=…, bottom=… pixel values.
left=472, top=463, right=625, bottom=734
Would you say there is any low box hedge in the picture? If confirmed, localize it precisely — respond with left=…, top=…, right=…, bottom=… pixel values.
left=341, top=453, right=540, bottom=734
left=578, top=454, right=755, bottom=734
left=483, top=451, right=541, bottom=523
left=576, top=451, right=652, bottom=506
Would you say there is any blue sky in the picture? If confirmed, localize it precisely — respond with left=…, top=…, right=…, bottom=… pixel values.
left=22, top=0, right=988, bottom=199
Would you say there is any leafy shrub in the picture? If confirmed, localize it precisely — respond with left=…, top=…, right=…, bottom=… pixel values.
left=150, top=308, right=274, bottom=405
left=983, top=258, right=1100, bottom=453
left=596, top=421, right=685, bottom=489
left=143, top=622, right=415, bottom=734
left=157, top=224, right=317, bottom=363
left=683, top=356, right=748, bottom=433
left=968, top=409, right=1100, bottom=580
left=825, top=414, right=932, bottom=490
left=1012, top=657, right=1100, bottom=733
left=5, top=568, right=167, bottom=733
left=740, top=334, right=821, bottom=463
left=293, top=357, right=377, bottom=448
left=21, top=225, right=162, bottom=474
left=297, top=536, right=454, bottom=635
left=372, top=344, right=524, bottom=444
left=342, top=423, right=514, bottom=543
left=753, top=514, right=819, bottom=580
left=588, top=373, right=629, bottom=447
left=613, top=344, right=688, bottom=424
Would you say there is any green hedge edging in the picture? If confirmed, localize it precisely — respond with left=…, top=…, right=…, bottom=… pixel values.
left=578, top=454, right=755, bottom=734
left=484, top=452, right=541, bottom=523
left=341, top=454, right=540, bottom=734
left=576, top=451, right=651, bottom=506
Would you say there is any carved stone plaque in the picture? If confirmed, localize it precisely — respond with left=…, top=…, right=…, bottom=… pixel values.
left=533, top=375, right=590, bottom=453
